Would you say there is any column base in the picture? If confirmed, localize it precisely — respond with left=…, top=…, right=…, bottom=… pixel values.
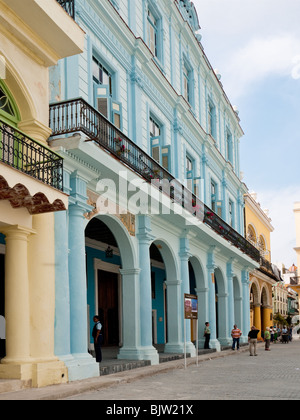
left=117, top=347, right=146, bottom=361
left=208, top=338, right=221, bottom=352
left=0, top=359, right=68, bottom=388
left=66, top=353, right=99, bottom=382
left=164, top=342, right=196, bottom=357
left=121, top=346, right=159, bottom=365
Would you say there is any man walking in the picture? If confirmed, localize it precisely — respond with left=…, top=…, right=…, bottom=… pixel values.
left=231, top=324, right=242, bottom=351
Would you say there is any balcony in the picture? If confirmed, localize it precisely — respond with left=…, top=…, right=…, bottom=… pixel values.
left=49, top=98, right=260, bottom=262
left=0, top=120, right=63, bottom=191
left=56, top=0, right=75, bottom=19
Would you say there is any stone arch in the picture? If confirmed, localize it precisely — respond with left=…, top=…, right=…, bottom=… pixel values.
left=87, top=214, right=137, bottom=270
left=150, top=238, right=178, bottom=283
left=2, top=58, right=36, bottom=124
left=250, top=278, right=260, bottom=305
left=189, top=255, right=206, bottom=290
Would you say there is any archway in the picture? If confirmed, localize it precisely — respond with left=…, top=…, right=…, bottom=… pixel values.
left=261, top=286, right=270, bottom=334
left=250, top=279, right=262, bottom=338
left=85, top=215, right=136, bottom=351
left=189, top=256, right=206, bottom=342
left=150, top=239, right=179, bottom=352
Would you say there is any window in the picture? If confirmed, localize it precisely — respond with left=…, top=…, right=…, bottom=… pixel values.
left=186, top=156, right=198, bottom=195
left=229, top=199, right=234, bottom=227
left=226, top=130, right=233, bottom=165
left=149, top=115, right=170, bottom=171
left=208, top=100, right=216, bottom=138
left=183, top=63, right=190, bottom=103
left=92, top=57, right=112, bottom=96
left=147, top=10, right=158, bottom=57
left=211, top=180, right=216, bottom=212
left=93, top=55, right=122, bottom=130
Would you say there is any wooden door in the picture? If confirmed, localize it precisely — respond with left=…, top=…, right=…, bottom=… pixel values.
left=98, top=270, right=119, bottom=346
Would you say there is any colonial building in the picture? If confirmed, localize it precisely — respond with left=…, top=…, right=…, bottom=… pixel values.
left=244, top=192, right=280, bottom=339
left=49, top=0, right=259, bottom=382
left=0, top=0, right=84, bottom=387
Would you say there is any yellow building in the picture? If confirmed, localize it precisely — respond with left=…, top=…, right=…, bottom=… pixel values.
left=0, top=0, right=84, bottom=388
left=245, top=192, right=279, bottom=339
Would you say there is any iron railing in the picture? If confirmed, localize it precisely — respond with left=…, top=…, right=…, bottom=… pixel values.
left=49, top=97, right=260, bottom=262
left=56, top=0, right=75, bottom=19
left=0, top=120, right=64, bottom=191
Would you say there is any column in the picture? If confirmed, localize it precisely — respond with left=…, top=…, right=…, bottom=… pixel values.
left=137, top=216, right=159, bottom=365
left=164, top=279, right=183, bottom=354
left=253, top=305, right=262, bottom=340
left=2, top=226, right=33, bottom=363
left=0, top=225, right=34, bottom=381
left=28, top=214, right=68, bottom=387
left=67, top=172, right=99, bottom=379
left=241, top=269, right=251, bottom=343
left=227, top=260, right=235, bottom=334
left=54, top=210, right=72, bottom=359
left=118, top=268, right=143, bottom=361
left=207, top=248, right=221, bottom=351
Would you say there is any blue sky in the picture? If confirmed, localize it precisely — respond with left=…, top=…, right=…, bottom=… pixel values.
left=193, top=0, right=300, bottom=268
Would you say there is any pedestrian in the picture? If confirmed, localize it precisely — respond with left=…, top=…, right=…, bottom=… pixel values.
left=231, top=324, right=242, bottom=351
left=248, top=326, right=260, bottom=356
left=274, top=328, right=278, bottom=344
left=92, top=315, right=103, bottom=363
left=204, top=322, right=211, bottom=349
left=270, top=327, right=274, bottom=343
left=264, top=327, right=271, bottom=351
left=282, top=326, right=288, bottom=344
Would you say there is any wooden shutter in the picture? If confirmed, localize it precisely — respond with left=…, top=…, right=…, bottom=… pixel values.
left=94, top=84, right=111, bottom=118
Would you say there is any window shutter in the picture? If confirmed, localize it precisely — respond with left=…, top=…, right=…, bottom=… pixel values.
left=161, top=146, right=170, bottom=172
left=112, top=101, right=123, bottom=130
left=151, top=137, right=160, bottom=163
left=94, top=84, right=111, bottom=119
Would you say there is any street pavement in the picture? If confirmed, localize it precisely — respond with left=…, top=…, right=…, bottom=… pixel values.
left=1, top=339, right=300, bottom=400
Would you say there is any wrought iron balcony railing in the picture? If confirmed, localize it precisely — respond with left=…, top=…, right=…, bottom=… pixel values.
left=0, top=120, right=64, bottom=191
left=49, top=97, right=260, bottom=262
left=56, top=0, right=75, bottom=19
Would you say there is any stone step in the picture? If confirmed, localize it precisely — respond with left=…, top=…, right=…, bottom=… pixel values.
left=100, top=359, right=151, bottom=376
left=0, top=379, right=30, bottom=395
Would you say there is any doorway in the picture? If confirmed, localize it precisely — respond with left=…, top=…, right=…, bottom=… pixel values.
left=97, top=270, right=119, bottom=347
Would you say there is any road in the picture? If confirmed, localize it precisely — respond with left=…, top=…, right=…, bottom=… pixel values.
left=65, top=339, right=300, bottom=401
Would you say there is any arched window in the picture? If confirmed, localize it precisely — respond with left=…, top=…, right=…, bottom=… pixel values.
left=247, top=225, right=257, bottom=246
left=0, top=81, right=20, bottom=126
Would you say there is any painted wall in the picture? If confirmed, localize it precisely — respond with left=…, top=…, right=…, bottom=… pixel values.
left=51, top=0, right=247, bottom=234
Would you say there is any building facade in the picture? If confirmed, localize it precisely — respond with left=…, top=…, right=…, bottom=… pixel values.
left=49, top=0, right=260, bottom=382
left=0, top=0, right=84, bottom=387
left=244, top=192, right=279, bottom=339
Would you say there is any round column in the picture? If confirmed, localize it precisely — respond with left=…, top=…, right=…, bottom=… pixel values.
left=2, top=225, right=34, bottom=364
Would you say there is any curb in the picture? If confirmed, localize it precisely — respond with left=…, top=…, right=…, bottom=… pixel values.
left=0, top=345, right=258, bottom=400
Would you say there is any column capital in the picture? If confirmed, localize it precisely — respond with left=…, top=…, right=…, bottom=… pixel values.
left=1, top=225, right=36, bottom=239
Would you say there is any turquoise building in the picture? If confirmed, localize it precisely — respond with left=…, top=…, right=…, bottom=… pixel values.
left=49, top=0, right=260, bottom=381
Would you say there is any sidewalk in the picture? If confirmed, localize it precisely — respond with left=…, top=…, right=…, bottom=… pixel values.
left=0, top=344, right=255, bottom=400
